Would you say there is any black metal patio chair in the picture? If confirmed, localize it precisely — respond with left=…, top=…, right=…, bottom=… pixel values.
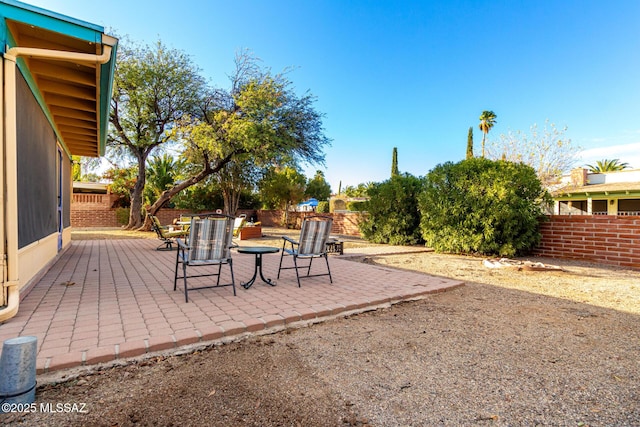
left=277, top=215, right=333, bottom=287
left=173, top=214, right=236, bottom=302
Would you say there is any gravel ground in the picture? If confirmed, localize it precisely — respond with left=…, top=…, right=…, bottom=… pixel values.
left=2, top=234, right=639, bottom=426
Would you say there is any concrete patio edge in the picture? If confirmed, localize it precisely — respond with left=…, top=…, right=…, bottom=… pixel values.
left=37, top=281, right=463, bottom=382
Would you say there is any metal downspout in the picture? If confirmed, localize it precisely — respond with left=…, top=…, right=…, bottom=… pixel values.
left=0, top=45, right=112, bottom=322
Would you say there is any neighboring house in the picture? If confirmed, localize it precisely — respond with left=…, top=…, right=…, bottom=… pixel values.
left=0, top=0, right=117, bottom=321
left=551, top=168, right=640, bottom=216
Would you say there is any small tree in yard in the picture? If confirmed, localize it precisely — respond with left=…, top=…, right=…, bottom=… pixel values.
left=466, top=127, right=474, bottom=159
left=419, top=158, right=549, bottom=256
left=305, top=170, right=332, bottom=201
left=359, top=173, right=424, bottom=245
left=259, top=166, right=307, bottom=227
left=486, top=121, right=579, bottom=186
left=391, top=147, right=399, bottom=176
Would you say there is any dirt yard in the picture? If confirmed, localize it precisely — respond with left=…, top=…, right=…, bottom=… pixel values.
left=3, top=229, right=639, bottom=426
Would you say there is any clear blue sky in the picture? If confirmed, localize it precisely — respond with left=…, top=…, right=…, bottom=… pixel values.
left=29, top=0, right=640, bottom=191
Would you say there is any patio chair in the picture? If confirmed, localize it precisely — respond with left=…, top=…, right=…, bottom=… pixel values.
left=173, top=214, right=236, bottom=302
left=233, top=214, right=247, bottom=239
left=277, top=215, right=333, bottom=287
left=149, top=215, right=189, bottom=251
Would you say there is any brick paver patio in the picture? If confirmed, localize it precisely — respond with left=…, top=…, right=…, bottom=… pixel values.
left=0, top=238, right=463, bottom=375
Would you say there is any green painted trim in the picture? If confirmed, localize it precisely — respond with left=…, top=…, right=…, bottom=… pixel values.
left=98, top=41, right=118, bottom=156
left=554, top=193, right=640, bottom=202
left=1, top=0, right=117, bottom=157
left=0, top=1, right=103, bottom=50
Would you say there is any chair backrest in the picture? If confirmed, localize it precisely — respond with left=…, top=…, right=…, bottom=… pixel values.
left=149, top=215, right=165, bottom=236
left=298, top=216, right=333, bottom=256
left=233, top=214, right=247, bottom=237
left=186, top=214, right=235, bottom=263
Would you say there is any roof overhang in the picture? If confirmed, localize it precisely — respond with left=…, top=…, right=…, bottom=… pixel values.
left=1, top=0, right=117, bottom=157
left=553, top=182, right=640, bottom=200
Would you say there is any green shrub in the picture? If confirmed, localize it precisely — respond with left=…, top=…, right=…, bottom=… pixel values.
left=316, top=201, right=330, bottom=213
left=359, top=173, right=424, bottom=245
left=115, top=208, right=130, bottom=225
left=419, top=158, right=549, bottom=256
left=346, top=201, right=367, bottom=212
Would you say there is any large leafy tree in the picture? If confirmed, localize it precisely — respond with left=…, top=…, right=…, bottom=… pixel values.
left=478, top=110, right=497, bottom=158
left=144, top=51, right=330, bottom=220
left=486, top=121, right=580, bottom=186
left=585, top=159, right=630, bottom=173
left=109, top=39, right=205, bottom=228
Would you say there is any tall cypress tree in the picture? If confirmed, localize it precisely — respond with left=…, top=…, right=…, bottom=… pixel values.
left=466, top=127, right=474, bottom=159
left=391, top=147, right=399, bottom=176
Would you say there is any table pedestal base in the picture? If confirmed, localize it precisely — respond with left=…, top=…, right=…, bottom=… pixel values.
left=242, top=252, right=277, bottom=289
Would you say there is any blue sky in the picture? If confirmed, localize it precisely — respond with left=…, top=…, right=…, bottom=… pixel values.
left=29, top=0, right=640, bottom=191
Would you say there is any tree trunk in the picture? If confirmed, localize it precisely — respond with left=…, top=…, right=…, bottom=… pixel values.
left=127, top=154, right=148, bottom=229
left=136, top=151, right=243, bottom=231
left=222, top=188, right=242, bottom=216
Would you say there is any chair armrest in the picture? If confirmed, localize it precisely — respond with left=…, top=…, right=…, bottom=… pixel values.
left=282, top=236, right=299, bottom=245
left=176, top=238, right=189, bottom=250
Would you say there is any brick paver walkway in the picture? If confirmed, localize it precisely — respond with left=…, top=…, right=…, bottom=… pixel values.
left=0, top=239, right=463, bottom=375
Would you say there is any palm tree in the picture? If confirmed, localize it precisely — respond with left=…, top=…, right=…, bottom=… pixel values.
left=478, top=110, right=497, bottom=158
left=145, top=154, right=183, bottom=206
left=585, top=159, right=630, bottom=173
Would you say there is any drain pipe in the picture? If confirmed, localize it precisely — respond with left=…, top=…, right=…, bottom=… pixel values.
left=0, top=43, right=113, bottom=322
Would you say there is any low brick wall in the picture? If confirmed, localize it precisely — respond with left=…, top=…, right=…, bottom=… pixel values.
left=70, top=201, right=364, bottom=236
left=256, top=210, right=363, bottom=236
left=535, top=215, right=640, bottom=269
left=71, top=194, right=122, bottom=227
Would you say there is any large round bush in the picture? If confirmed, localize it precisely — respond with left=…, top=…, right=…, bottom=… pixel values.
left=419, top=158, right=549, bottom=256
left=359, top=173, right=424, bottom=245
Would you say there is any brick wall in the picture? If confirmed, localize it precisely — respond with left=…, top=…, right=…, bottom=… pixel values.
left=256, top=210, right=363, bottom=236
left=70, top=199, right=369, bottom=235
left=535, top=215, right=640, bottom=269
left=71, top=193, right=201, bottom=228
left=71, top=194, right=122, bottom=227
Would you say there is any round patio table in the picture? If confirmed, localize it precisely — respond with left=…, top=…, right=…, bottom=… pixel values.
left=236, top=246, right=280, bottom=289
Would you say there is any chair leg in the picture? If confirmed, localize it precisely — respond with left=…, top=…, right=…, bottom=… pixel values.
left=182, top=262, right=189, bottom=303
left=174, top=248, right=181, bottom=291
left=277, top=248, right=285, bottom=279
left=216, top=263, right=222, bottom=286
left=229, top=259, right=236, bottom=296
left=157, top=240, right=173, bottom=251
left=293, top=255, right=301, bottom=287
left=324, top=253, right=333, bottom=283
left=307, top=257, right=313, bottom=276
